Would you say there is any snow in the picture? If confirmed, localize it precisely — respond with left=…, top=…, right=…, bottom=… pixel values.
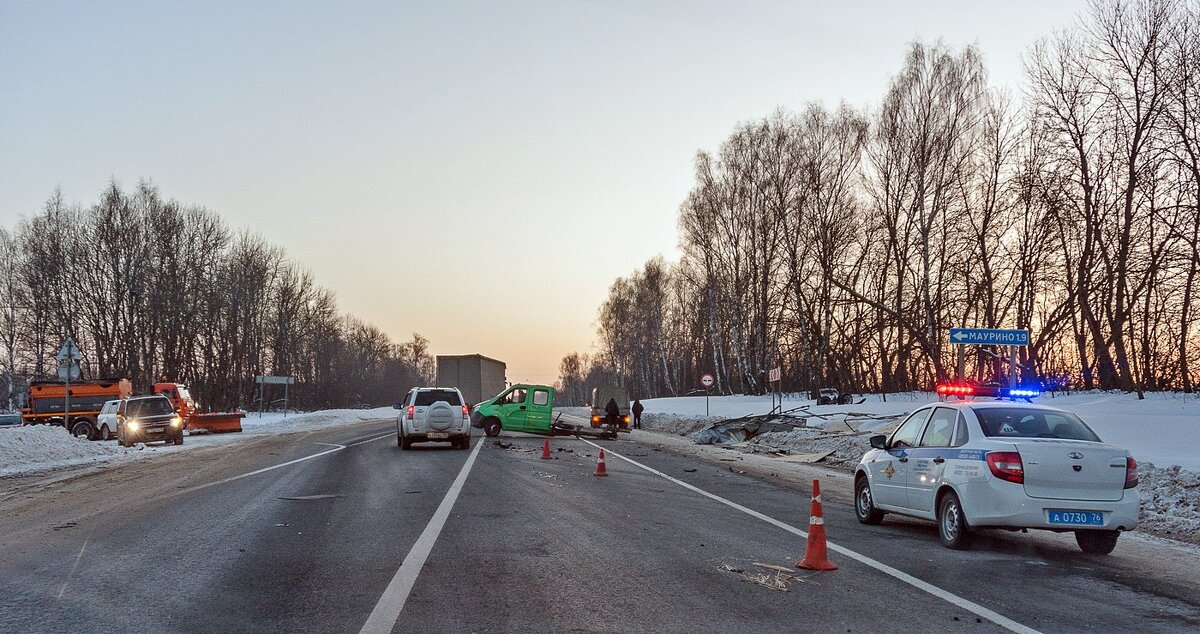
left=0, top=406, right=396, bottom=479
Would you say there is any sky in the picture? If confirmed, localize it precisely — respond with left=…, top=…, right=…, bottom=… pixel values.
left=0, top=0, right=1089, bottom=386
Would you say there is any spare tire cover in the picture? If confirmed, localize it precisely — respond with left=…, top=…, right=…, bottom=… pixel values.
left=426, top=401, right=456, bottom=431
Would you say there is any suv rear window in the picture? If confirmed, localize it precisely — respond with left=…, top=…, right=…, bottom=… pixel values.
left=414, top=390, right=462, bottom=406
left=126, top=397, right=175, bottom=417
left=975, top=408, right=1101, bottom=442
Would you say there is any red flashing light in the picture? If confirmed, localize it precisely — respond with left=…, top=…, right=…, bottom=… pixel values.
left=937, top=383, right=974, bottom=396
left=986, top=451, right=1024, bottom=484
left=1125, top=456, right=1138, bottom=489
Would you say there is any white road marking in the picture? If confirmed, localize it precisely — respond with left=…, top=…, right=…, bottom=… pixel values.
left=57, top=537, right=89, bottom=600
left=176, top=432, right=394, bottom=496
left=359, top=437, right=484, bottom=634
left=578, top=438, right=1041, bottom=634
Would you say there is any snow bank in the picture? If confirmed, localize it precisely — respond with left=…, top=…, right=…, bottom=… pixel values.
left=0, top=407, right=397, bottom=479
left=0, top=425, right=124, bottom=478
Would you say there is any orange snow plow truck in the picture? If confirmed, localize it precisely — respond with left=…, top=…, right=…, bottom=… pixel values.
left=21, top=378, right=133, bottom=439
left=154, top=382, right=244, bottom=434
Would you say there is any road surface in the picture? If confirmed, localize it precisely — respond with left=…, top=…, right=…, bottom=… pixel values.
left=2, top=417, right=1198, bottom=633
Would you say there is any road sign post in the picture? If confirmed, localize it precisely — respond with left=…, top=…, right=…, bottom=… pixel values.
left=256, top=375, right=296, bottom=418
left=768, top=366, right=781, bottom=414
left=700, top=373, right=715, bottom=417
left=57, top=338, right=82, bottom=433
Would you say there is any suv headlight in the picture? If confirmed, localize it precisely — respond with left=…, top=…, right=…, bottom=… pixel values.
left=127, top=420, right=140, bottom=431
left=170, top=415, right=182, bottom=428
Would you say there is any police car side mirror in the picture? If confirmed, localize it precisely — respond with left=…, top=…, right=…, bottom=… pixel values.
left=869, top=434, right=887, bottom=450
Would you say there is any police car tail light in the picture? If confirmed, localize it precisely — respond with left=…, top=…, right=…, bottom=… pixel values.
left=1125, top=456, right=1138, bottom=489
left=986, top=451, right=1024, bottom=484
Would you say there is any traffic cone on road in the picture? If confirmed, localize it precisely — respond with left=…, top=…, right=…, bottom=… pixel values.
left=594, top=449, right=608, bottom=476
left=795, top=479, right=837, bottom=571
left=541, top=439, right=552, bottom=460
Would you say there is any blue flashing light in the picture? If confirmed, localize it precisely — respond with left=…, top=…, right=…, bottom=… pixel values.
left=1004, top=388, right=1040, bottom=398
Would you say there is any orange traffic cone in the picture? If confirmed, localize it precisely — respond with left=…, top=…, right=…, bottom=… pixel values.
left=594, top=449, right=608, bottom=476
left=795, top=479, right=837, bottom=571
left=541, top=439, right=552, bottom=460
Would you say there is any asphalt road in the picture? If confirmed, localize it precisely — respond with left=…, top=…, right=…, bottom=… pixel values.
left=2, top=418, right=1199, bottom=633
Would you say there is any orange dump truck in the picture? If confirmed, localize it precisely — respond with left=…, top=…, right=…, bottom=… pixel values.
left=154, top=382, right=244, bottom=433
left=22, top=379, right=133, bottom=439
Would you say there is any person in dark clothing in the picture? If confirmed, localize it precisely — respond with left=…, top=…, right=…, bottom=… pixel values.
left=632, top=399, right=644, bottom=429
left=605, top=398, right=621, bottom=425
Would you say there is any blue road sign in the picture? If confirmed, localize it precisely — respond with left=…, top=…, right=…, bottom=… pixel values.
left=949, top=328, right=1029, bottom=346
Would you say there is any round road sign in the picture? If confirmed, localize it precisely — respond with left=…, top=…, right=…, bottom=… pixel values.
left=700, top=373, right=715, bottom=388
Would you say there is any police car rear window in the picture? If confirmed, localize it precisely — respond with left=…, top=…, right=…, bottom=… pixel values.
left=975, top=408, right=1100, bottom=442
left=415, top=390, right=461, bottom=406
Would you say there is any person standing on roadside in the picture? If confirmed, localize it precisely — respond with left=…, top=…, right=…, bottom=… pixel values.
left=632, top=399, right=644, bottom=429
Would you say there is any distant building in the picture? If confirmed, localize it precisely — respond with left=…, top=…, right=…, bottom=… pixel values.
left=435, top=354, right=506, bottom=405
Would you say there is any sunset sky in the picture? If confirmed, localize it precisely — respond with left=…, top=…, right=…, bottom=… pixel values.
left=0, top=0, right=1087, bottom=385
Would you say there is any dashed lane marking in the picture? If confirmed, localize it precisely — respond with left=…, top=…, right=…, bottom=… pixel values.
left=577, top=438, right=1041, bottom=634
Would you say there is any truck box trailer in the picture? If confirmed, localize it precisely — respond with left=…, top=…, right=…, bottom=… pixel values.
left=436, top=354, right=506, bottom=406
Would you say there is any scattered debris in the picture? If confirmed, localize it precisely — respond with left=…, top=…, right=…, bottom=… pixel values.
left=718, top=561, right=809, bottom=592
left=773, top=450, right=837, bottom=464
left=52, top=521, right=78, bottom=531
left=728, top=466, right=747, bottom=474
left=274, top=523, right=289, bottom=527
left=495, top=440, right=514, bottom=449
left=683, top=468, right=697, bottom=473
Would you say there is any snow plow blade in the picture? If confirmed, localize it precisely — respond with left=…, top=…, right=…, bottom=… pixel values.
left=187, top=412, right=245, bottom=433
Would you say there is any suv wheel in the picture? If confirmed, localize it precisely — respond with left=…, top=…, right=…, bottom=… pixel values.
left=1076, top=529, right=1119, bottom=555
left=99, top=425, right=113, bottom=441
left=854, top=475, right=884, bottom=525
left=483, top=418, right=501, bottom=438
left=938, top=491, right=973, bottom=550
left=458, top=434, right=471, bottom=450
left=399, top=431, right=412, bottom=450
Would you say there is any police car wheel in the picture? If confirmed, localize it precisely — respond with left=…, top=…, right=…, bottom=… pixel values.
left=1075, top=529, right=1119, bottom=555
left=938, top=491, right=973, bottom=550
left=854, top=476, right=884, bottom=525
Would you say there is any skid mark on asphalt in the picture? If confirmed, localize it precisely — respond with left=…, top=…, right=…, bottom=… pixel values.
left=578, top=438, right=1041, bottom=634
left=359, top=436, right=484, bottom=634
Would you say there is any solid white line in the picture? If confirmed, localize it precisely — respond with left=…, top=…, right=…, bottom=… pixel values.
left=349, top=433, right=395, bottom=447
left=577, top=438, right=1041, bottom=634
left=177, top=444, right=347, bottom=495
left=359, top=437, right=484, bottom=634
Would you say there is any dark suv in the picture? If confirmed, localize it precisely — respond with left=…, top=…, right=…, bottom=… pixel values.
left=116, top=395, right=184, bottom=447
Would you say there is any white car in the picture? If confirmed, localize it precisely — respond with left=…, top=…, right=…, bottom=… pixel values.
left=853, top=399, right=1139, bottom=554
left=396, top=387, right=472, bottom=450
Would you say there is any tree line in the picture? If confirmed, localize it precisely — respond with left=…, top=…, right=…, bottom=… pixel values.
left=560, top=0, right=1200, bottom=401
left=0, top=181, right=433, bottom=411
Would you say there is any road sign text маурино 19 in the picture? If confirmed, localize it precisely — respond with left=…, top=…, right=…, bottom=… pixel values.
left=949, top=328, right=1029, bottom=346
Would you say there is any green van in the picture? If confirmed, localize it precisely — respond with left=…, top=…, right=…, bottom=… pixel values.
left=472, top=384, right=555, bottom=437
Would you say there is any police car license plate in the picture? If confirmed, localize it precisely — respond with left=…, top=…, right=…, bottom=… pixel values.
left=426, top=432, right=448, bottom=440
left=1047, top=510, right=1104, bottom=526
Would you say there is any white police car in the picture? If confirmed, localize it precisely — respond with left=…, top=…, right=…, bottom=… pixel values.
left=853, top=388, right=1139, bottom=554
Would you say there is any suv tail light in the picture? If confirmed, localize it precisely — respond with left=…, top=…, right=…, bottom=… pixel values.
left=986, top=451, right=1024, bottom=484
left=462, top=405, right=470, bottom=417
left=1125, top=456, right=1138, bottom=489
left=406, top=405, right=414, bottom=420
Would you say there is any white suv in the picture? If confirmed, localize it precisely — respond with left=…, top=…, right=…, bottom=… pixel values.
left=396, top=387, right=471, bottom=450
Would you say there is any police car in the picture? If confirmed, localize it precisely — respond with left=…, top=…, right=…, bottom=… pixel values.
left=853, top=385, right=1139, bottom=554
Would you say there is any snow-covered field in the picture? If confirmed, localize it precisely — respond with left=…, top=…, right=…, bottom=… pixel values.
left=0, top=407, right=396, bottom=479
left=635, top=391, right=1200, bottom=542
